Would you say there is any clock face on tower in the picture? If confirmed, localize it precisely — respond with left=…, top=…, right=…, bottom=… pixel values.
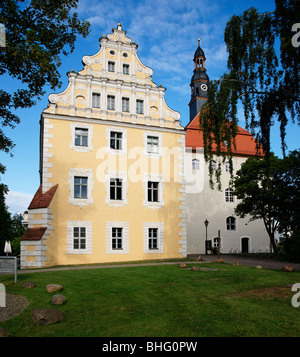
left=201, top=83, right=208, bottom=92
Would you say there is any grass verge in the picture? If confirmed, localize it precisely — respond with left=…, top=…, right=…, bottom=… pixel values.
left=0, top=262, right=300, bottom=337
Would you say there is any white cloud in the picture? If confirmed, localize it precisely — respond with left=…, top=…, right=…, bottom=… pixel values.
left=5, top=191, right=33, bottom=214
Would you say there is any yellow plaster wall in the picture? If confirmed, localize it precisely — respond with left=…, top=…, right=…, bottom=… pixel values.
left=45, top=116, right=183, bottom=266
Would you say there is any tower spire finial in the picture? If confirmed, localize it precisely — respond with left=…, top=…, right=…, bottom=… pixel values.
left=198, top=28, right=200, bottom=47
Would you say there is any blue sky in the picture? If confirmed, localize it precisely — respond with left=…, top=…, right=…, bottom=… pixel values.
left=2, top=0, right=299, bottom=214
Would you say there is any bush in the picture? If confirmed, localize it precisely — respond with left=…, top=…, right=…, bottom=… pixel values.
left=281, top=229, right=300, bottom=263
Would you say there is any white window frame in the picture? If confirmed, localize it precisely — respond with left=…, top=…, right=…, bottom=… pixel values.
left=107, top=95, right=115, bottom=110
left=106, top=126, right=127, bottom=155
left=225, top=188, right=234, bottom=202
left=136, top=99, right=144, bottom=114
left=226, top=216, right=237, bottom=231
left=209, top=160, right=217, bottom=172
left=225, top=161, right=231, bottom=173
left=106, top=221, right=129, bottom=254
left=67, top=221, right=92, bottom=255
left=68, top=168, right=93, bottom=206
left=92, top=92, right=101, bottom=108
left=143, top=222, right=164, bottom=254
left=144, top=131, right=162, bottom=157
left=213, top=236, right=223, bottom=249
left=105, top=171, right=128, bottom=207
left=70, top=123, right=93, bottom=152
left=108, top=61, right=115, bottom=72
left=143, top=174, right=164, bottom=209
left=122, top=97, right=130, bottom=112
left=122, top=63, right=130, bottom=75
left=192, top=158, right=200, bottom=170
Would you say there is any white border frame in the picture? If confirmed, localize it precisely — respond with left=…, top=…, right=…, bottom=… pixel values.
left=70, top=123, right=93, bottom=152
left=143, top=222, right=164, bottom=254
left=106, top=221, right=129, bottom=254
left=67, top=220, right=92, bottom=254
left=68, top=168, right=94, bottom=206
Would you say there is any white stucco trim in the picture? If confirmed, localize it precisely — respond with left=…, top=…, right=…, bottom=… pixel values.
left=105, top=170, right=128, bottom=207
left=68, top=168, right=94, bottom=206
left=106, top=221, right=129, bottom=254
left=106, top=126, right=127, bottom=155
left=70, top=122, right=93, bottom=152
left=67, top=220, right=92, bottom=254
left=143, top=173, right=164, bottom=209
left=143, top=222, right=164, bottom=254
left=143, top=131, right=162, bottom=158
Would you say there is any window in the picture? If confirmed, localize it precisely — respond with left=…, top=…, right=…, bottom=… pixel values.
left=123, top=64, right=130, bottom=75
left=106, top=222, right=129, bottom=254
left=122, top=97, right=130, bottom=112
left=75, top=128, right=88, bottom=147
left=225, top=188, right=234, bottom=202
left=112, top=227, right=123, bottom=250
left=108, top=61, right=115, bottom=72
left=73, top=227, right=86, bottom=250
left=92, top=93, right=100, bottom=108
left=69, top=169, right=93, bottom=206
left=110, top=178, right=122, bottom=200
left=143, top=222, right=164, bottom=253
left=136, top=99, right=144, bottom=114
left=74, top=177, right=88, bottom=199
left=225, top=161, right=230, bottom=173
left=209, top=160, right=216, bottom=172
left=147, top=136, right=159, bottom=154
left=213, top=237, right=222, bottom=248
left=192, top=158, right=199, bottom=170
left=71, top=124, right=93, bottom=152
left=107, top=95, right=115, bottom=110
left=67, top=221, right=92, bottom=254
left=148, top=228, right=158, bottom=250
left=226, top=216, right=236, bottom=231
left=106, top=127, right=127, bottom=155
left=110, top=131, right=122, bottom=150
left=148, top=181, right=159, bottom=202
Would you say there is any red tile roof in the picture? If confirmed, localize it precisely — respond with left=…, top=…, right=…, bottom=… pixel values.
left=185, top=112, right=263, bottom=157
left=21, top=227, right=47, bottom=241
left=28, top=184, right=58, bottom=210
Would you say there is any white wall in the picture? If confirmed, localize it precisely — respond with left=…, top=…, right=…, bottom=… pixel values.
left=185, top=148, right=270, bottom=255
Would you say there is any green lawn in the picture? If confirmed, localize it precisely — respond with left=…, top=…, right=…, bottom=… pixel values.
left=1, top=262, right=300, bottom=337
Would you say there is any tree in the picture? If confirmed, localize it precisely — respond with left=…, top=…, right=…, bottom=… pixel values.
left=232, top=151, right=300, bottom=255
left=199, top=0, right=300, bottom=186
left=273, top=149, right=300, bottom=234
left=0, top=181, right=12, bottom=254
left=0, top=0, right=90, bottom=164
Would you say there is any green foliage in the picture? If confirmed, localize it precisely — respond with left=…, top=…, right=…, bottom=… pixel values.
left=281, top=229, right=300, bottom=263
left=199, top=0, right=300, bottom=186
left=0, top=183, right=25, bottom=254
left=233, top=150, right=300, bottom=255
left=0, top=0, right=90, bottom=162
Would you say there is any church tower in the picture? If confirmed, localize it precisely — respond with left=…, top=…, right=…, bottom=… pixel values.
left=189, top=38, right=209, bottom=122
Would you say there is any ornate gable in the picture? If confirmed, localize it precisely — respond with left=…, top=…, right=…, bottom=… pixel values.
left=44, top=23, right=182, bottom=130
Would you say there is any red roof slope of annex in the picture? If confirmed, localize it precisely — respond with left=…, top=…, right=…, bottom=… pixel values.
left=185, top=112, right=263, bottom=157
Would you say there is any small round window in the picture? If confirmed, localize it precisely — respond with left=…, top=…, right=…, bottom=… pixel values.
left=122, top=52, right=128, bottom=58
left=109, top=50, right=115, bottom=56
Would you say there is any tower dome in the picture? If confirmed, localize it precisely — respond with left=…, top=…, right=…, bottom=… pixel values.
left=189, top=37, right=209, bottom=122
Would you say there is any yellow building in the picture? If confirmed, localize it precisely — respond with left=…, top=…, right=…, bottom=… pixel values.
left=21, top=24, right=186, bottom=268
